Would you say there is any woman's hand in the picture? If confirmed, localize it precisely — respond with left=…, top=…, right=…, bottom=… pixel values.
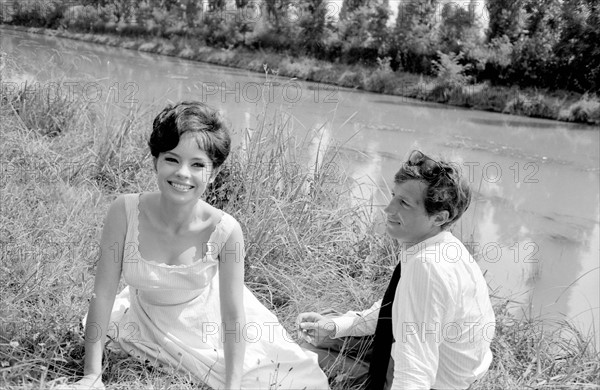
left=56, top=374, right=105, bottom=389
left=224, top=380, right=242, bottom=390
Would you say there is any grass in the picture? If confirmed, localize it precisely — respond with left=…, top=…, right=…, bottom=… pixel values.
left=1, top=62, right=599, bottom=389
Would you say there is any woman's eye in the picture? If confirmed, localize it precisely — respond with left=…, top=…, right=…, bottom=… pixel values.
left=192, top=163, right=205, bottom=168
left=165, top=157, right=177, bottom=163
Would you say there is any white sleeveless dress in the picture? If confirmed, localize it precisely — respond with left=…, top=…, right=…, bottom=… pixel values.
left=100, top=193, right=329, bottom=390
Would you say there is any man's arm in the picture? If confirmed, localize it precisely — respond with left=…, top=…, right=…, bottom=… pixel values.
left=330, top=300, right=382, bottom=338
left=391, top=260, right=452, bottom=389
left=297, top=300, right=382, bottom=347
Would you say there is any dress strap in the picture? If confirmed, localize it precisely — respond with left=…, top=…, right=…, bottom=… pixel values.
left=121, top=193, right=141, bottom=246
left=207, top=212, right=238, bottom=260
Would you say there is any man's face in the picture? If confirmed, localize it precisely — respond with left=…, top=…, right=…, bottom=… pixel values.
left=384, top=180, right=442, bottom=246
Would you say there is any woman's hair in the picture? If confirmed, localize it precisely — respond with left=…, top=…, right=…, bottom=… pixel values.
left=394, top=153, right=471, bottom=230
left=148, top=101, right=231, bottom=168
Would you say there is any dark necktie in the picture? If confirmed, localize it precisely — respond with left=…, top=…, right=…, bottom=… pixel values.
left=367, top=262, right=402, bottom=390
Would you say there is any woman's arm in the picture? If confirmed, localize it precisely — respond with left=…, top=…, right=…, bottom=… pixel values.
left=218, top=219, right=246, bottom=389
left=82, top=195, right=127, bottom=379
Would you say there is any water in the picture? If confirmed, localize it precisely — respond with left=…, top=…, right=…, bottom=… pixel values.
left=2, top=28, right=598, bottom=344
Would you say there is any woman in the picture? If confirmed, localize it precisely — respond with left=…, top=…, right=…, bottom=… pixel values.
left=71, top=101, right=329, bottom=390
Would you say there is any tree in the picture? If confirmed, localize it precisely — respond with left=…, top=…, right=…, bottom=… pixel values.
left=338, top=0, right=390, bottom=63
left=394, top=0, right=440, bottom=73
left=554, top=0, right=600, bottom=91
left=183, top=0, right=199, bottom=27
left=297, top=0, right=329, bottom=55
left=340, top=0, right=369, bottom=19
left=486, top=0, right=527, bottom=42
left=439, top=2, right=480, bottom=53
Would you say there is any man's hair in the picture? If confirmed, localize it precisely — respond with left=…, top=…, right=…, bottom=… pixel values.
left=148, top=101, right=231, bottom=169
left=394, top=155, right=471, bottom=230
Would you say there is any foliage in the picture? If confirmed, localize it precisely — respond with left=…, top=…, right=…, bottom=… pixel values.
left=3, top=0, right=600, bottom=93
left=438, top=2, right=482, bottom=54
left=486, top=0, right=527, bottom=42
left=245, top=17, right=296, bottom=52
left=504, top=93, right=559, bottom=119
left=296, top=0, right=330, bottom=56
left=364, top=56, right=396, bottom=93
left=559, top=94, right=600, bottom=124
left=553, top=0, right=600, bottom=92
left=393, top=0, right=440, bottom=74
left=337, top=2, right=390, bottom=65
left=199, top=11, right=246, bottom=48
left=7, top=0, right=66, bottom=28
left=432, top=51, right=472, bottom=90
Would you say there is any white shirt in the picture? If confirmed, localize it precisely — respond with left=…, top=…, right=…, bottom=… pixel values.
left=331, top=231, right=495, bottom=389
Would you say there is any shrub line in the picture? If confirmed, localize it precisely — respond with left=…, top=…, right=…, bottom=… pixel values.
left=2, top=24, right=599, bottom=126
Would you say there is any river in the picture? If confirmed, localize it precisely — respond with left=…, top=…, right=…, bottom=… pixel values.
left=2, top=28, right=599, bottom=344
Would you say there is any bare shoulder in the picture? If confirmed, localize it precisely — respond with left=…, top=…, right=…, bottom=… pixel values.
left=199, top=200, right=230, bottom=227
left=105, top=194, right=128, bottom=225
left=137, top=192, right=160, bottom=218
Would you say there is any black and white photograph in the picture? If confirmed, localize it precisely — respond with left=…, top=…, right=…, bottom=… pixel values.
left=1, top=0, right=598, bottom=389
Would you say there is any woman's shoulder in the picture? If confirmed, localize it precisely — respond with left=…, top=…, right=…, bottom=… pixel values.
left=200, top=202, right=242, bottom=236
left=113, top=192, right=145, bottom=204
left=200, top=201, right=236, bottom=226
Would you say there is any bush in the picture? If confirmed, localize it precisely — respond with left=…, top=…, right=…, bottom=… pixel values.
left=245, top=19, right=295, bottom=52
left=337, top=70, right=364, bottom=88
left=116, top=23, right=147, bottom=37
left=469, top=85, right=516, bottom=112
left=560, top=95, right=600, bottom=124
left=432, top=51, right=472, bottom=90
left=467, top=35, right=513, bottom=82
left=199, top=12, right=246, bottom=49
left=504, top=94, right=558, bottom=119
left=280, top=58, right=318, bottom=80
left=364, top=57, right=396, bottom=93
left=63, top=5, right=100, bottom=33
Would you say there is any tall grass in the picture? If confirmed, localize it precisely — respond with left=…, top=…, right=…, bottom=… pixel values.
left=1, top=65, right=598, bottom=389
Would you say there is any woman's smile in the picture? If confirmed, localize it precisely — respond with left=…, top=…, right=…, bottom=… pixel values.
left=168, top=180, right=195, bottom=192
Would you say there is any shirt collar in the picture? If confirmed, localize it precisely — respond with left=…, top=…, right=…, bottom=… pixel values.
left=402, top=230, right=455, bottom=257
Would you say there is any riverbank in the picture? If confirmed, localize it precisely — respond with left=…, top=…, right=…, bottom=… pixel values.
left=2, top=24, right=599, bottom=126
left=1, top=59, right=599, bottom=389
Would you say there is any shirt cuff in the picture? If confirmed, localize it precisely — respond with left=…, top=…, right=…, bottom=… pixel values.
left=331, top=316, right=359, bottom=338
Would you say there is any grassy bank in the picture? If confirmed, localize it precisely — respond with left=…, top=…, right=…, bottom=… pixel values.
left=1, top=70, right=599, bottom=389
left=2, top=24, right=600, bottom=126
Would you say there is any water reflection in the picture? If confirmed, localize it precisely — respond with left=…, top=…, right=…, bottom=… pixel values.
left=468, top=116, right=595, bottom=130
left=371, top=98, right=463, bottom=111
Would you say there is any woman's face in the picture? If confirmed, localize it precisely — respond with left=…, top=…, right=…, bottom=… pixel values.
left=154, top=133, right=217, bottom=203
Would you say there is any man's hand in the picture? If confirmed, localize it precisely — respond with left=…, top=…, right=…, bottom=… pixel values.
left=296, top=312, right=338, bottom=348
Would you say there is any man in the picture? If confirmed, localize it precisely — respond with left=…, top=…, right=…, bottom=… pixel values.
left=298, top=150, right=496, bottom=390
